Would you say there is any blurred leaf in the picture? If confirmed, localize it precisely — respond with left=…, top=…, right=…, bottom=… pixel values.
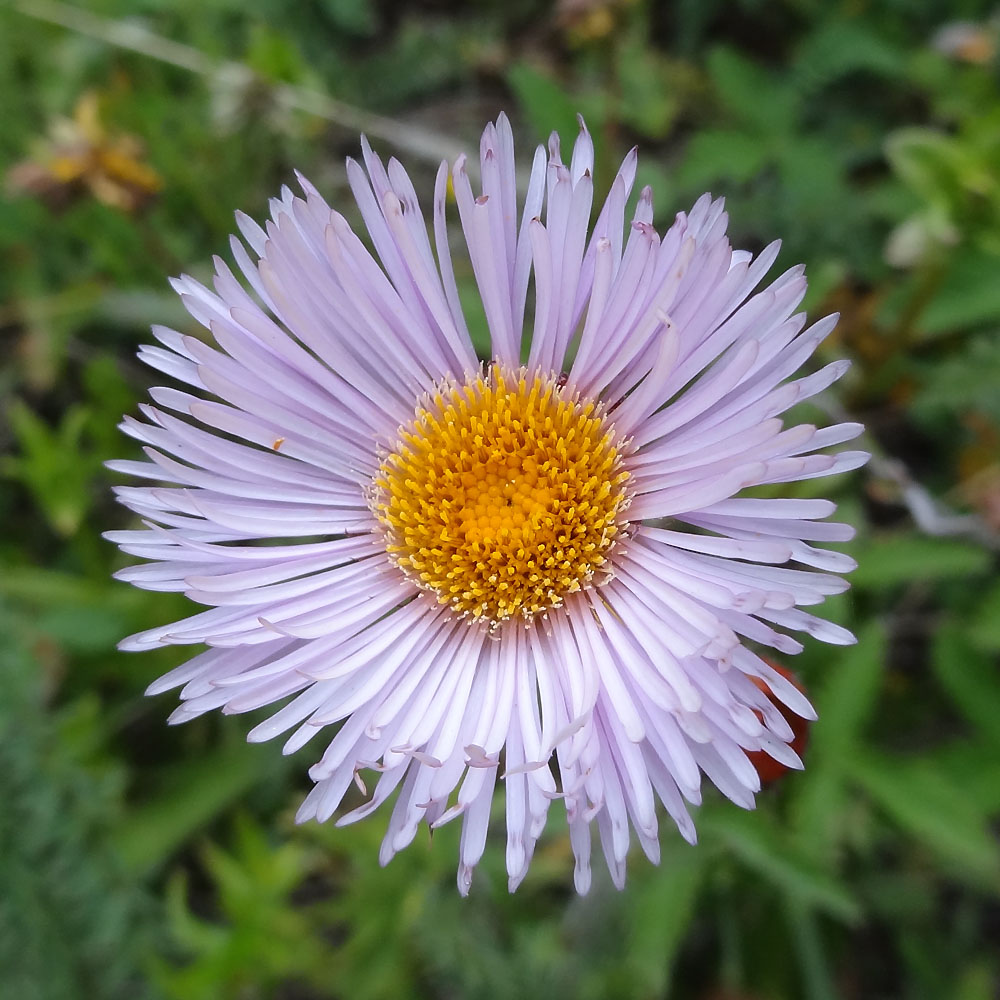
left=615, top=39, right=682, bottom=140
left=853, top=752, right=1000, bottom=890
left=932, top=742, right=1000, bottom=814
left=886, top=128, right=968, bottom=206
left=916, top=249, right=1000, bottom=336
left=849, top=534, right=991, bottom=589
left=115, top=735, right=289, bottom=875
left=968, top=582, right=1000, bottom=652
left=810, top=624, right=886, bottom=756
left=932, top=624, right=1000, bottom=748
left=953, top=962, right=999, bottom=1000
left=2, top=401, right=98, bottom=537
left=83, top=354, right=140, bottom=459
left=792, top=20, right=904, bottom=98
left=792, top=624, right=885, bottom=858
left=778, top=137, right=853, bottom=227
left=911, top=333, right=1000, bottom=423
left=623, top=840, right=708, bottom=995
left=1, top=565, right=139, bottom=609
left=155, top=814, right=328, bottom=1000
left=678, top=129, right=769, bottom=188
left=506, top=62, right=593, bottom=148
left=702, top=808, right=861, bottom=922
left=706, top=46, right=798, bottom=135
left=0, top=601, right=159, bottom=1000
left=784, top=897, right=837, bottom=1000
left=320, top=0, right=378, bottom=37
left=245, top=24, right=312, bottom=83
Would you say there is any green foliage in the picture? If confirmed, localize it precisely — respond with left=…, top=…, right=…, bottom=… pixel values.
left=3, top=401, right=97, bottom=537
left=0, top=603, right=160, bottom=1000
left=153, top=816, right=330, bottom=999
left=2, top=0, right=1000, bottom=997
left=506, top=62, right=597, bottom=149
left=848, top=534, right=992, bottom=589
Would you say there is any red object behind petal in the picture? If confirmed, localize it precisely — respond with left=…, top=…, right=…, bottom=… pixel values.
left=747, top=662, right=811, bottom=785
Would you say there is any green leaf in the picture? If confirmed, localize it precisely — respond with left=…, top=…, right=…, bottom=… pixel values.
left=706, top=47, right=798, bottom=135
left=678, top=129, right=770, bottom=188
left=932, top=624, right=1000, bottom=748
left=968, top=582, right=1000, bottom=652
left=792, top=624, right=886, bottom=857
left=702, top=808, right=861, bottom=922
left=320, top=0, right=378, bottom=37
left=506, top=62, right=595, bottom=149
left=853, top=752, right=1000, bottom=890
left=0, top=602, right=157, bottom=1000
left=792, top=20, right=904, bottom=98
left=810, top=623, right=886, bottom=759
left=911, top=334, right=1000, bottom=423
left=615, top=40, right=681, bottom=140
left=624, top=840, right=708, bottom=995
left=114, top=735, right=289, bottom=875
left=785, top=898, right=838, bottom=1000
left=2, top=401, right=98, bottom=537
left=886, top=128, right=967, bottom=205
left=932, top=742, right=1000, bottom=814
left=917, top=248, right=1000, bottom=336
left=849, top=534, right=991, bottom=589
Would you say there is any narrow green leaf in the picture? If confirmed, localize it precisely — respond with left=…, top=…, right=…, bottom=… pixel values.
left=506, top=62, right=590, bottom=148
left=792, top=624, right=885, bottom=855
left=114, top=736, right=288, bottom=875
left=933, top=624, right=1000, bottom=747
left=625, top=840, right=707, bottom=995
left=968, top=582, right=1000, bottom=652
left=702, top=809, right=861, bottom=922
left=810, top=623, right=886, bottom=758
left=853, top=752, right=1000, bottom=889
left=785, top=898, right=837, bottom=1000
left=849, top=534, right=990, bottom=589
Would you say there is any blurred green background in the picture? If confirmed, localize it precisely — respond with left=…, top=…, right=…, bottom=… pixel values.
left=2, top=0, right=1000, bottom=997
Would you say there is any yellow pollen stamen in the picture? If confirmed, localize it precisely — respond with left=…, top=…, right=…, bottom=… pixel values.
left=371, top=366, right=633, bottom=627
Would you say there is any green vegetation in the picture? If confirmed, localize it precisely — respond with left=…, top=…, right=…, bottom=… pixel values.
left=2, top=1, right=999, bottom=996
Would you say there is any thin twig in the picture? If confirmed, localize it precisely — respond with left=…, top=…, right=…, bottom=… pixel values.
left=818, top=396, right=1000, bottom=551
left=11, top=0, right=469, bottom=167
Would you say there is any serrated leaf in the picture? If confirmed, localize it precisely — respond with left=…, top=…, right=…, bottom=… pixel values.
left=706, top=46, right=798, bottom=135
left=792, top=20, right=904, bottom=98
left=3, top=401, right=97, bottom=537
left=916, top=248, right=1000, bottom=337
left=678, top=129, right=770, bottom=188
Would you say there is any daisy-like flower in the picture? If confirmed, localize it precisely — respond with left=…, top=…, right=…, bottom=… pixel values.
left=109, top=115, right=868, bottom=895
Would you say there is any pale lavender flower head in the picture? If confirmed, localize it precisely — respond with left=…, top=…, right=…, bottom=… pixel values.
left=109, top=115, right=867, bottom=894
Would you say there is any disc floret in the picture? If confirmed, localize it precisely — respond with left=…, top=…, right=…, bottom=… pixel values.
left=372, top=367, right=632, bottom=626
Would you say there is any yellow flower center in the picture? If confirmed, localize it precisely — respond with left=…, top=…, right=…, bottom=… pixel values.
left=372, top=367, right=633, bottom=627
